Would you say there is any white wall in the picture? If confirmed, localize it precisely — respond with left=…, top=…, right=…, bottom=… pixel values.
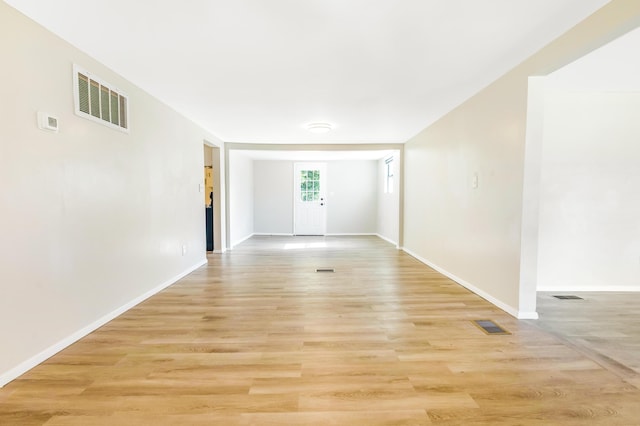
left=326, top=161, right=377, bottom=234
left=251, top=159, right=378, bottom=235
left=377, top=152, right=400, bottom=245
left=403, top=83, right=526, bottom=316
left=228, top=151, right=254, bottom=246
left=0, top=2, right=220, bottom=386
left=254, top=161, right=293, bottom=234
left=537, top=90, right=640, bottom=291
left=402, top=2, right=640, bottom=318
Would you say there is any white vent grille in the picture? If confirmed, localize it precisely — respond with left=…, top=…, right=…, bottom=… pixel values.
left=73, top=64, right=129, bottom=132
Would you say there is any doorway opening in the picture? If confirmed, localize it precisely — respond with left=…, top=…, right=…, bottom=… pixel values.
left=204, top=142, right=223, bottom=253
left=521, top=27, right=640, bottom=378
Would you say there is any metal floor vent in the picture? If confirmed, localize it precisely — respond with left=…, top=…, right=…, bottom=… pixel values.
left=473, top=319, right=511, bottom=335
left=553, top=295, right=583, bottom=300
left=315, top=268, right=335, bottom=273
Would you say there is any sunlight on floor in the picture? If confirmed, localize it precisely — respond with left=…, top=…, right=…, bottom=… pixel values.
left=283, top=242, right=327, bottom=250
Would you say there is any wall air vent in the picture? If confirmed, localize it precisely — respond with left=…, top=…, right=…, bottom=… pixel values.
left=73, top=64, right=129, bottom=132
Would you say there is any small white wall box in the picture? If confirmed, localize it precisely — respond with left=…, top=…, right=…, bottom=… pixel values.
left=37, top=112, right=59, bottom=132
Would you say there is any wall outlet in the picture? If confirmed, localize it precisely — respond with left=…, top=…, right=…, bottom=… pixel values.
left=182, top=244, right=187, bottom=256
left=472, top=172, right=479, bottom=189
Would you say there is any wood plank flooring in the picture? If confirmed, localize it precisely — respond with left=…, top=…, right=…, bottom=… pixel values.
left=532, top=291, right=640, bottom=389
left=2, top=236, right=640, bottom=425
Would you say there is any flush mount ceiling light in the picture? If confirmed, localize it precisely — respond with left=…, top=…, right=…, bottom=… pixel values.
left=306, top=122, right=333, bottom=134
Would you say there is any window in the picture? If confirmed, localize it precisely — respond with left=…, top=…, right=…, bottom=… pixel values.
left=385, top=156, right=394, bottom=193
left=73, top=64, right=129, bottom=132
left=300, top=170, right=320, bottom=202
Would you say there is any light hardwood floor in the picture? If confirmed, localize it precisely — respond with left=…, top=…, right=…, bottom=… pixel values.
left=531, top=291, right=640, bottom=390
left=2, top=236, right=640, bottom=425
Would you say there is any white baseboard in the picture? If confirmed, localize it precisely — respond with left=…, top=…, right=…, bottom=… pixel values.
left=517, top=311, right=539, bottom=320
left=538, top=286, right=640, bottom=292
left=325, top=233, right=377, bottom=236
left=230, top=233, right=255, bottom=249
left=253, top=233, right=294, bottom=236
left=401, top=248, right=537, bottom=320
left=0, top=259, right=207, bottom=388
left=375, top=233, right=399, bottom=248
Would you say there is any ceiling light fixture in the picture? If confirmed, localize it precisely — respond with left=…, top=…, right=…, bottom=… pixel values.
left=306, top=122, right=333, bottom=134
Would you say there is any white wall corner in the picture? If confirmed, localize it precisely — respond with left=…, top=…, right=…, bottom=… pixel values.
left=375, top=233, right=399, bottom=248
left=230, top=233, right=254, bottom=250
left=402, top=248, right=522, bottom=319
left=517, top=311, right=539, bottom=320
left=518, top=76, right=547, bottom=318
left=0, top=259, right=207, bottom=388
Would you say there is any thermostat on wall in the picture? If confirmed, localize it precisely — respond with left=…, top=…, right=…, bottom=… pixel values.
left=37, top=112, right=59, bottom=132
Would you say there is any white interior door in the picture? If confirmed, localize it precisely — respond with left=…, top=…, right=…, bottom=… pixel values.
left=294, top=162, right=327, bottom=235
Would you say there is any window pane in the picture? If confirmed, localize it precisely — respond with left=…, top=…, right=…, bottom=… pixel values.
left=313, top=170, right=319, bottom=180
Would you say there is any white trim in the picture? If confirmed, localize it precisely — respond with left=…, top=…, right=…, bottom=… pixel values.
left=375, top=233, right=399, bottom=248
left=401, top=248, right=538, bottom=320
left=253, top=233, right=295, bottom=236
left=517, top=311, right=540, bottom=320
left=0, top=259, right=207, bottom=388
left=230, top=233, right=254, bottom=249
left=538, top=286, right=640, bottom=292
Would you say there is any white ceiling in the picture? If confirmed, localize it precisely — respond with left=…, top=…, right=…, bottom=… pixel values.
left=6, top=0, right=611, bottom=144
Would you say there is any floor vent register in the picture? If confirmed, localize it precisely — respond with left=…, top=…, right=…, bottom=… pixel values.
left=473, top=319, right=511, bottom=335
